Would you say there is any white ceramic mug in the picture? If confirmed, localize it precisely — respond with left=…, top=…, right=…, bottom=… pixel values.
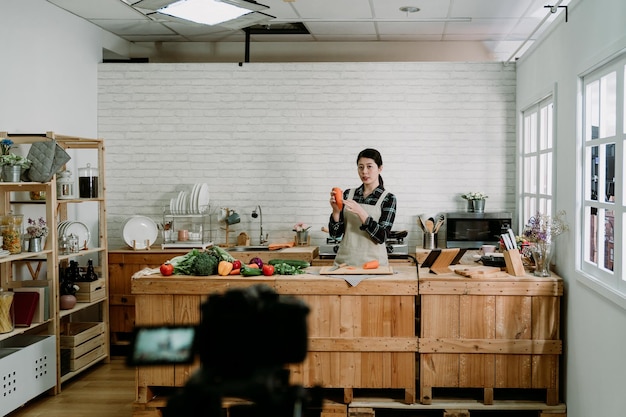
left=480, top=244, right=496, bottom=255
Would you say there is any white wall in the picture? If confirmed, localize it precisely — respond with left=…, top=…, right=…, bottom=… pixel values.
left=516, top=0, right=626, bottom=415
left=98, top=62, right=517, bottom=249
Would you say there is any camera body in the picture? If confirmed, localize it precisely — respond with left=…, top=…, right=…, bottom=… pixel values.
left=128, top=284, right=321, bottom=417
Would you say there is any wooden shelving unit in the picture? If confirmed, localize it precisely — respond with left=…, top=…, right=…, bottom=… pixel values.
left=0, top=132, right=109, bottom=412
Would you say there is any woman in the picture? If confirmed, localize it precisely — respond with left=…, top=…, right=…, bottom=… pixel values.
left=329, top=148, right=397, bottom=267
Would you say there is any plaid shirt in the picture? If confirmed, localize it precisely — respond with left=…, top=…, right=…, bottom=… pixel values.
left=329, top=185, right=397, bottom=244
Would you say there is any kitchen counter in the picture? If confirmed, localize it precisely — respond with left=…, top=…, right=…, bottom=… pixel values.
left=130, top=266, right=419, bottom=413
left=108, top=245, right=319, bottom=347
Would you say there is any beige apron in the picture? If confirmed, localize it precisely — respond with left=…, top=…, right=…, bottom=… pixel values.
left=335, top=189, right=389, bottom=267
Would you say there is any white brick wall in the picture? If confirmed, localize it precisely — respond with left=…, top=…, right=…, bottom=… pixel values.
left=98, top=61, right=516, bottom=250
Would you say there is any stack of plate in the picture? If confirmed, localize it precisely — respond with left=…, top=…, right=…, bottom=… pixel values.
left=0, top=249, right=10, bottom=258
left=169, top=183, right=210, bottom=215
left=122, top=216, right=158, bottom=250
left=57, top=221, right=91, bottom=249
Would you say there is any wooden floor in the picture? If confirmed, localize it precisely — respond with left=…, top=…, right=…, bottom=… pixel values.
left=7, top=356, right=135, bottom=417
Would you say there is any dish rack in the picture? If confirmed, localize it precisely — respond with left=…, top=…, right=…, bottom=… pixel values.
left=161, top=207, right=213, bottom=250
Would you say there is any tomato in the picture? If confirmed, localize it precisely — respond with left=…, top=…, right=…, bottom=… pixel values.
left=160, top=263, right=174, bottom=276
left=262, top=264, right=275, bottom=276
left=232, top=260, right=242, bottom=270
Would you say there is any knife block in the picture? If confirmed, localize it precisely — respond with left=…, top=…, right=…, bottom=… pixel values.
left=503, top=248, right=526, bottom=276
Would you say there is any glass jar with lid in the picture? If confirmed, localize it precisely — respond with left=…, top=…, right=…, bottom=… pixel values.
left=78, top=163, right=98, bottom=198
left=1, top=213, right=23, bottom=254
left=0, top=289, right=14, bottom=334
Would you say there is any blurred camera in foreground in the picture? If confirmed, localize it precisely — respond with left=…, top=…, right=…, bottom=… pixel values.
left=128, top=284, right=322, bottom=417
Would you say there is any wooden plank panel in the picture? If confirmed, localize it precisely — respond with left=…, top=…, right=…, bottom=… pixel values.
left=495, top=354, right=531, bottom=388
left=460, top=295, right=495, bottom=339
left=496, top=296, right=531, bottom=339
left=421, top=295, right=459, bottom=338
left=418, top=338, right=562, bottom=354
left=173, top=295, right=202, bottom=386
left=532, top=296, right=560, bottom=340
left=421, top=353, right=459, bottom=387
left=532, top=354, right=559, bottom=388
left=459, top=353, right=494, bottom=387
left=419, top=278, right=563, bottom=296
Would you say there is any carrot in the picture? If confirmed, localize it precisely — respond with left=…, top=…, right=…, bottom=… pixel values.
left=362, top=260, right=380, bottom=269
left=247, top=263, right=259, bottom=269
left=229, top=268, right=241, bottom=275
left=332, top=187, right=343, bottom=210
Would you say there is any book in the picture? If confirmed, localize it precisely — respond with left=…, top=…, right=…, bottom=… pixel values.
left=14, top=287, right=47, bottom=323
left=13, top=292, right=40, bottom=327
left=19, top=280, right=50, bottom=321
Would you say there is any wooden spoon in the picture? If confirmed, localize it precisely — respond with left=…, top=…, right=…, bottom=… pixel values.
left=425, top=219, right=434, bottom=233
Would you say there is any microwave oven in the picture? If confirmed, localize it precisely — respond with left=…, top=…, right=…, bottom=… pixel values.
left=445, top=212, right=512, bottom=249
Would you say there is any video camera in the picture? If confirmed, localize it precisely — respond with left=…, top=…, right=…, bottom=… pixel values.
left=128, top=284, right=322, bottom=417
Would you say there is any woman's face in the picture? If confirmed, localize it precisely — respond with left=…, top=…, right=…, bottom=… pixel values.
left=357, top=157, right=382, bottom=187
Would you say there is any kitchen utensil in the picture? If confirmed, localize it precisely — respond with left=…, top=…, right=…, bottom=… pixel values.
left=226, top=212, right=240, bottom=225
left=328, top=263, right=347, bottom=271
left=320, top=265, right=393, bottom=275
left=417, top=217, right=426, bottom=232
left=425, top=218, right=434, bottom=233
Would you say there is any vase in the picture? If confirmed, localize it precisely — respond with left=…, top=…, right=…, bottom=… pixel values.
left=28, top=237, right=43, bottom=252
left=472, top=199, right=486, bottom=213
left=295, top=230, right=309, bottom=246
left=531, top=241, right=553, bottom=277
left=60, top=294, right=77, bottom=310
left=466, top=200, right=474, bottom=212
left=1, top=165, right=22, bottom=182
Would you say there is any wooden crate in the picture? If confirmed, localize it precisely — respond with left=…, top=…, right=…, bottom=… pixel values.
left=75, top=278, right=106, bottom=302
left=60, top=322, right=106, bottom=347
left=277, top=270, right=418, bottom=404
left=418, top=272, right=563, bottom=406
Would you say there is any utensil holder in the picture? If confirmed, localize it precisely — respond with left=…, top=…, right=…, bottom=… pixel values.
left=423, top=232, right=437, bottom=249
left=503, top=248, right=526, bottom=276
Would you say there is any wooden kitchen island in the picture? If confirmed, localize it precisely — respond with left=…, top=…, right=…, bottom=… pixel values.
left=130, top=259, right=565, bottom=417
left=130, top=266, right=419, bottom=415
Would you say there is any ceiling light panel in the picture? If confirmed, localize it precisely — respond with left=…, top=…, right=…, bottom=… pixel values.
left=47, top=0, right=150, bottom=20
left=373, top=0, right=450, bottom=19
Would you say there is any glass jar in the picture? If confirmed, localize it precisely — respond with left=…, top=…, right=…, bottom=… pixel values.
left=78, top=163, right=98, bottom=198
left=0, top=289, right=14, bottom=334
left=1, top=214, right=23, bottom=254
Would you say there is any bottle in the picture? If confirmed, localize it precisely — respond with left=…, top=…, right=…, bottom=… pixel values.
left=83, top=259, right=98, bottom=282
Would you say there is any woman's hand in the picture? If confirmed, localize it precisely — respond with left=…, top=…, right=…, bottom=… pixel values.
left=343, top=199, right=369, bottom=223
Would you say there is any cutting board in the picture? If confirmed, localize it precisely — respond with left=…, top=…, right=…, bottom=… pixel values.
left=319, top=265, right=394, bottom=275
left=454, top=266, right=508, bottom=278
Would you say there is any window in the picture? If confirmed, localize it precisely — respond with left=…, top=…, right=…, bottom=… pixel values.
left=581, top=53, right=625, bottom=295
left=521, top=96, right=554, bottom=227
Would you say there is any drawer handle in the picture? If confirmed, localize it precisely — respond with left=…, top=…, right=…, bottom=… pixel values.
left=121, top=297, right=128, bottom=303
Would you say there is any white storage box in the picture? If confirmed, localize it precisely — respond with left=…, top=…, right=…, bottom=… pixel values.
left=0, top=335, right=57, bottom=415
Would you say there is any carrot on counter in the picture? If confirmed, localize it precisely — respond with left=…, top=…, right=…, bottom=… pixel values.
left=362, top=260, right=380, bottom=269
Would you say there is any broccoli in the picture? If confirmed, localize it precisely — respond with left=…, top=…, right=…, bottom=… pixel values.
left=191, top=251, right=219, bottom=276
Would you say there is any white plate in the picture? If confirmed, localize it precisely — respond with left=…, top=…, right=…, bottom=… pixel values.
left=189, top=183, right=199, bottom=214
left=64, top=221, right=91, bottom=250
left=123, top=216, right=158, bottom=250
left=196, top=183, right=210, bottom=213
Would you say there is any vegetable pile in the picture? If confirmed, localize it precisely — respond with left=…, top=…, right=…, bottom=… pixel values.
left=158, top=248, right=310, bottom=277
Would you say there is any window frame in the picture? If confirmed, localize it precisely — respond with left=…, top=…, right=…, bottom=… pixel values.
left=520, top=96, right=555, bottom=233
left=578, top=52, right=625, bottom=300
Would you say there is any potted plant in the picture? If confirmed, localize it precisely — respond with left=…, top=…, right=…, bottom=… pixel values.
left=0, top=152, right=31, bottom=182
left=461, top=191, right=489, bottom=212
left=26, top=217, right=48, bottom=252
left=293, top=222, right=311, bottom=246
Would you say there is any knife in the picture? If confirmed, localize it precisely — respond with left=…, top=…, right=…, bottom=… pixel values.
left=329, top=263, right=347, bottom=271
left=507, top=229, right=517, bottom=251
